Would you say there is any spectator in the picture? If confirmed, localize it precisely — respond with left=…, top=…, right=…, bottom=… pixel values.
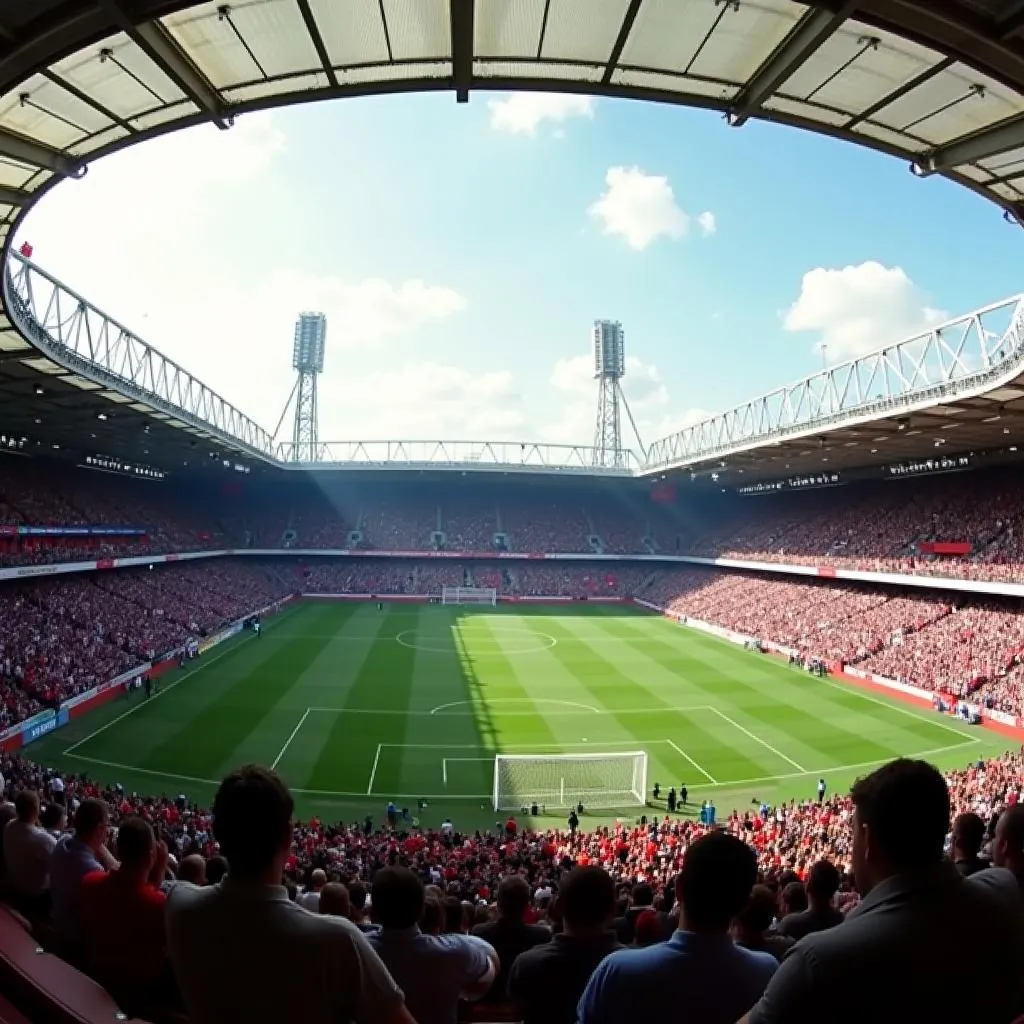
left=508, top=866, right=623, bottom=1024
left=973, top=804, right=1024, bottom=899
left=319, top=882, right=351, bottom=918
left=368, top=865, right=498, bottom=1024
left=777, top=860, right=843, bottom=940
left=40, top=802, right=65, bottom=837
left=951, top=812, right=989, bottom=877
left=167, top=765, right=411, bottom=1024
left=299, top=868, right=327, bottom=912
left=177, top=854, right=207, bottom=885
left=732, top=886, right=794, bottom=962
left=631, top=909, right=665, bottom=948
left=79, top=816, right=173, bottom=1008
left=471, top=875, right=549, bottom=1002
left=741, top=759, right=1024, bottom=1024
left=51, top=797, right=116, bottom=948
left=205, top=854, right=228, bottom=885
left=578, top=832, right=776, bottom=1024
left=3, top=789, right=56, bottom=914
left=349, top=880, right=374, bottom=932
left=612, top=881, right=656, bottom=943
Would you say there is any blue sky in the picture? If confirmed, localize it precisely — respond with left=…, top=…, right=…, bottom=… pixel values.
left=20, top=90, right=1024, bottom=453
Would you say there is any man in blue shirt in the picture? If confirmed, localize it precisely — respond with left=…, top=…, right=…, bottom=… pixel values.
left=578, top=832, right=776, bottom=1024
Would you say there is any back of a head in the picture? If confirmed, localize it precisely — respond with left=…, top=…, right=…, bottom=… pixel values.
left=953, top=812, right=986, bottom=857
left=496, top=875, right=530, bottom=920
left=806, top=860, right=841, bottom=903
left=310, top=868, right=327, bottom=889
left=40, top=803, right=65, bottom=832
left=633, top=909, right=662, bottom=947
left=372, top=866, right=424, bottom=929
left=676, top=832, right=758, bottom=934
left=179, top=854, right=207, bottom=885
left=851, top=759, right=949, bottom=873
left=319, top=883, right=351, bottom=918
left=443, top=896, right=465, bottom=933
left=736, top=884, right=777, bottom=934
left=74, top=798, right=109, bottom=841
left=212, top=765, right=294, bottom=877
left=996, top=804, right=1024, bottom=865
left=14, top=790, right=38, bottom=822
left=781, top=881, right=807, bottom=914
left=632, top=882, right=654, bottom=908
left=560, top=865, right=616, bottom=932
left=116, top=816, right=155, bottom=869
left=349, top=880, right=368, bottom=912
left=205, top=855, right=228, bottom=885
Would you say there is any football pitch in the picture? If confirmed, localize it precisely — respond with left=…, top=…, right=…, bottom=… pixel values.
left=30, top=602, right=1015, bottom=829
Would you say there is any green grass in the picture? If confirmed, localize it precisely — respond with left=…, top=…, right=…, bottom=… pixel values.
left=27, top=602, right=1015, bottom=831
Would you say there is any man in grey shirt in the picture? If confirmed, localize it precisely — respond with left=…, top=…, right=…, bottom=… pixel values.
left=739, top=759, right=1024, bottom=1024
left=167, top=765, right=414, bottom=1024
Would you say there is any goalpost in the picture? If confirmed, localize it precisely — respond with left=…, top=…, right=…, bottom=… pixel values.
left=441, top=586, right=497, bottom=606
left=492, top=751, right=648, bottom=811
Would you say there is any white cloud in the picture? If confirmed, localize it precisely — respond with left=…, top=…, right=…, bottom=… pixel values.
left=588, top=167, right=709, bottom=251
left=488, top=93, right=594, bottom=135
left=783, top=262, right=947, bottom=362
left=697, top=211, right=717, bottom=237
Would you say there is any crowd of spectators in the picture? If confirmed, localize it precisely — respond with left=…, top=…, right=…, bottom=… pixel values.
left=0, top=562, right=289, bottom=719
left=2, top=751, right=1024, bottom=1023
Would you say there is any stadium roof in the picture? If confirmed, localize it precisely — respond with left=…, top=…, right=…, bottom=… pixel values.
left=4, top=1, right=1024, bottom=478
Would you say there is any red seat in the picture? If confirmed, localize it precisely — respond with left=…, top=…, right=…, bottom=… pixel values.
left=0, top=905, right=152, bottom=1024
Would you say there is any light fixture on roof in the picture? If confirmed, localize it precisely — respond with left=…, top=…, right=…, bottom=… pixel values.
left=909, top=161, right=929, bottom=177
left=33, top=384, right=43, bottom=396
left=96, top=412, right=107, bottom=421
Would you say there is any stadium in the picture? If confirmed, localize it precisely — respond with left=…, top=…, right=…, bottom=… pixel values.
left=0, top=2, right=1024, bottom=1023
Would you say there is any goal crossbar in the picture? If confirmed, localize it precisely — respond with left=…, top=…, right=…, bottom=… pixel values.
left=492, top=750, right=648, bottom=811
left=442, top=586, right=497, bottom=606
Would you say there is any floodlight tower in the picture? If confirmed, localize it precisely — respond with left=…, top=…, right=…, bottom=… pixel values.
left=593, top=320, right=626, bottom=467
left=291, top=312, right=326, bottom=463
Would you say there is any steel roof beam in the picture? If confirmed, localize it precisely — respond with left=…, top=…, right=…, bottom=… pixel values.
left=0, top=127, right=80, bottom=177
left=99, top=1, right=231, bottom=129
left=997, top=0, right=1024, bottom=40
left=922, top=112, right=1024, bottom=173
left=0, top=185, right=31, bottom=206
left=603, top=0, right=644, bottom=85
left=450, top=0, right=475, bottom=103
left=294, top=0, right=338, bottom=87
left=728, top=1, right=859, bottom=127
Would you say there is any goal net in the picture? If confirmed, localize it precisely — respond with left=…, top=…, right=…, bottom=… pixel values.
left=442, top=586, right=497, bottom=606
left=492, top=751, right=648, bottom=811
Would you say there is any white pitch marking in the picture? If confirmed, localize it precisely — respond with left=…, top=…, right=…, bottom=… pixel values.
left=707, top=707, right=807, bottom=772
left=366, top=743, right=383, bottom=796
left=665, top=739, right=719, bottom=785
left=63, top=738, right=981, bottom=801
left=270, top=709, right=311, bottom=771
left=429, top=698, right=601, bottom=715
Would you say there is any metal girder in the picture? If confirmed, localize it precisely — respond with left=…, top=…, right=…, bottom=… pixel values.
left=921, top=112, right=1024, bottom=173
left=4, top=250, right=276, bottom=460
left=729, top=1, right=860, bottom=127
left=99, top=0, right=232, bottom=130
left=450, top=0, right=475, bottom=103
left=603, top=0, right=645, bottom=85
left=0, top=186, right=31, bottom=207
left=645, top=295, right=1024, bottom=472
left=277, top=438, right=638, bottom=473
left=294, top=0, right=338, bottom=87
left=0, top=127, right=80, bottom=177
left=997, top=0, right=1024, bottom=40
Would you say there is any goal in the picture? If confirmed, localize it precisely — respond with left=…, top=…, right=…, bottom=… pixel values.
left=492, top=751, right=648, bottom=811
left=442, top=586, right=497, bottom=606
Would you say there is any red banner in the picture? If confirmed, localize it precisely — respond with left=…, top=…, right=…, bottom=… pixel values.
left=918, top=541, right=971, bottom=556
left=817, top=565, right=837, bottom=578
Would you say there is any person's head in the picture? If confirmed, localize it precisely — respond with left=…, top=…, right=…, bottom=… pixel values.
left=205, top=854, right=228, bottom=885
left=992, top=805, right=1024, bottom=874
left=732, top=884, right=777, bottom=943
left=348, top=880, right=368, bottom=919
left=40, top=803, right=65, bottom=834
left=115, top=816, right=156, bottom=875
left=780, top=881, right=807, bottom=915
left=631, top=882, right=654, bottom=908
left=309, top=868, right=327, bottom=891
left=675, top=832, right=757, bottom=934
left=73, top=798, right=109, bottom=851
left=212, top=765, right=294, bottom=881
left=179, top=854, right=207, bottom=885
left=421, top=891, right=443, bottom=934
left=633, top=909, right=663, bottom=947
left=372, top=866, right=424, bottom=929
left=443, top=896, right=467, bottom=934
left=559, top=865, right=616, bottom=935
left=850, top=759, right=949, bottom=893
left=496, top=875, right=531, bottom=921
left=319, top=882, right=351, bottom=918
left=14, top=790, right=39, bottom=824
left=805, top=860, right=841, bottom=907
left=952, top=811, right=986, bottom=860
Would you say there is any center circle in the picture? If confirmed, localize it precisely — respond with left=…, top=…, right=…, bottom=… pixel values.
left=395, top=629, right=556, bottom=655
